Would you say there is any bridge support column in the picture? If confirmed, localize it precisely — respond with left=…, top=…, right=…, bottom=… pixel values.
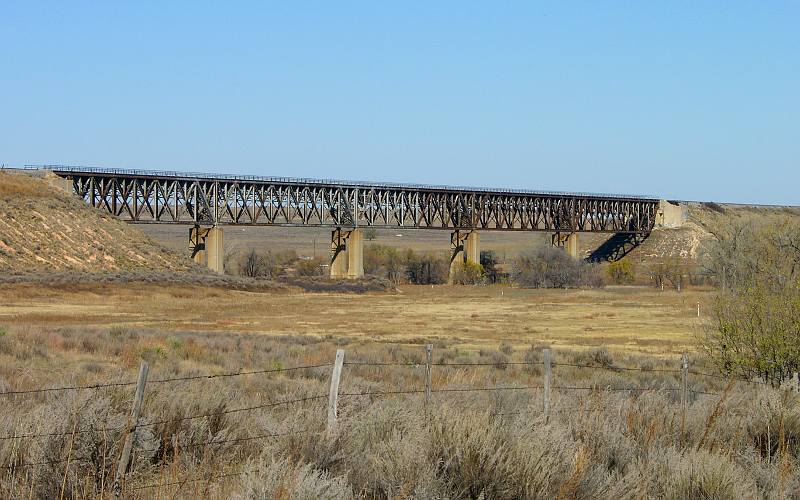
left=189, top=226, right=224, bottom=273
left=206, top=227, right=224, bottom=273
left=189, top=226, right=207, bottom=265
left=330, top=228, right=363, bottom=279
left=465, top=231, right=479, bottom=265
left=450, top=230, right=479, bottom=283
left=330, top=229, right=348, bottom=278
left=347, top=229, right=364, bottom=279
left=552, top=232, right=579, bottom=259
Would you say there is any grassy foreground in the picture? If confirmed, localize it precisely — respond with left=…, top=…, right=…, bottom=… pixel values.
left=0, top=321, right=796, bottom=499
left=0, top=283, right=797, bottom=498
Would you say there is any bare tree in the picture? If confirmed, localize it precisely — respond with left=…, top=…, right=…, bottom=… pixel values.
left=512, top=245, right=602, bottom=289
left=241, top=249, right=266, bottom=278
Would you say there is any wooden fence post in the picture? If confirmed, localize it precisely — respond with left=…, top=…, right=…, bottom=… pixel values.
left=327, top=349, right=345, bottom=432
left=543, top=348, right=551, bottom=420
left=113, top=361, right=149, bottom=497
left=681, top=353, right=689, bottom=414
left=425, top=344, right=433, bottom=407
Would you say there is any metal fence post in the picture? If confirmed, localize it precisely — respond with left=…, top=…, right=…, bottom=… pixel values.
left=113, top=361, right=149, bottom=497
left=425, top=344, right=433, bottom=407
left=327, top=349, right=345, bottom=432
left=543, top=348, right=551, bottom=420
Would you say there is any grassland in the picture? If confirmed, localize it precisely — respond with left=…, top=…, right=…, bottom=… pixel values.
left=0, top=283, right=707, bottom=356
left=0, top=283, right=795, bottom=498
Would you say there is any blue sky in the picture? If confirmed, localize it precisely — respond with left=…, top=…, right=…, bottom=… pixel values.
left=2, top=2, right=798, bottom=204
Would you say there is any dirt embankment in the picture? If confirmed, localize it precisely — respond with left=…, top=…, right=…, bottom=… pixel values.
left=635, top=203, right=800, bottom=266
left=0, top=170, right=197, bottom=273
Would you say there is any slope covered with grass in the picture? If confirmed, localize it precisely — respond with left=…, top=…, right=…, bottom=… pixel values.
left=0, top=170, right=195, bottom=273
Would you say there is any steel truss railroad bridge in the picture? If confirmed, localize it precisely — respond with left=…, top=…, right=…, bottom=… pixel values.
left=47, top=166, right=662, bottom=278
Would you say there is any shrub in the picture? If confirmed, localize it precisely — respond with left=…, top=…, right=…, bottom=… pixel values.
left=482, top=350, right=509, bottom=369
left=0, top=332, right=13, bottom=356
left=241, top=249, right=268, bottom=277
left=480, top=250, right=502, bottom=283
left=428, top=409, right=517, bottom=498
left=607, top=259, right=635, bottom=284
left=523, top=346, right=543, bottom=375
left=704, top=279, right=800, bottom=385
left=363, top=227, right=378, bottom=241
left=613, top=448, right=756, bottom=499
left=702, top=201, right=726, bottom=214
left=109, top=325, right=137, bottom=339
left=295, top=257, right=326, bottom=277
left=406, top=252, right=449, bottom=284
left=573, top=347, right=615, bottom=369
left=235, top=458, right=354, bottom=499
left=513, top=244, right=603, bottom=288
left=450, top=260, right=484, bottom=285
left=340, top=403, right=440, bottom=498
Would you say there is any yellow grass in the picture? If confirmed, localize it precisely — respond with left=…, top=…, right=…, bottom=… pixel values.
left=0, top=283, right=708, bottom=355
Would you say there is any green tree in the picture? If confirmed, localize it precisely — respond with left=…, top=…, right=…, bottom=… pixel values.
left=702, top=219, right=800, bottom=385
left=363, top=227, right=377, bottom=241
left=451, top=260, right=484, bottom=285
left=607, top=259, right=635, bottom=285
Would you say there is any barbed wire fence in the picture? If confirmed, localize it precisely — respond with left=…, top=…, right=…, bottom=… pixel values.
left=0, top=346, right=771, bottom=496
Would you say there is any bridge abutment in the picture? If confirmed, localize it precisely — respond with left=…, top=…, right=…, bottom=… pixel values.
left=330, top=228, right=364, bottom=279
left=657, top=200, right=687, bottom=228
left=189, top=226, right=224, bottom=273
left=552, top=232, right=579, bottom=259
left=51, top=174, right=74, bottom=194
left=449, top=230, right=480, bottom=282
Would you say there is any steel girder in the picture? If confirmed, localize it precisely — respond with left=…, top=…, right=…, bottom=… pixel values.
left=63, top=172, right=658, bottom=234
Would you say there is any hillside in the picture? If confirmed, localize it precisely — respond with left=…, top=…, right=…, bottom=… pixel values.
left=0, top=170, right=196, bottom=273
left=634, top=203, right=800, bottom=267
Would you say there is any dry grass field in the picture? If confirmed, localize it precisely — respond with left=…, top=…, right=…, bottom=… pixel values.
left=0, top=283, right=706, bottom=356
left=0, top=282, right=796, bottom=498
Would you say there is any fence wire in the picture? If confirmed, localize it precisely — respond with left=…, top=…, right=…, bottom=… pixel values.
left=0, top=363, right=331, bottom=397
left=0, top=346, right=778, bottom=487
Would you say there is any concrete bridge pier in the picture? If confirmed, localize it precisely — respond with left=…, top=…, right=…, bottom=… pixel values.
left=52, top=174, right=74, bottom=194
left=449, top=230, right=480, bottom=282
left=189, top=226, right=224, bottom=273
left=330, top=228, right=364, bottom=279
left=552, top=232, right=579, bottom=259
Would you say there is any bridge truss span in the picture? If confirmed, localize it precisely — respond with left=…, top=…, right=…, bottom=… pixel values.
left=57, top=169, right=658, bottom=234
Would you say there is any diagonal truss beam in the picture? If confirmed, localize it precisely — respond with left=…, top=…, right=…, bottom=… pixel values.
left=60, top=170, right=659, bottom=234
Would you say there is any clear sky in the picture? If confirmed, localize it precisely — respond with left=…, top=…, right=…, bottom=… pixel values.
left=1, top=2, right=798, bottom=204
